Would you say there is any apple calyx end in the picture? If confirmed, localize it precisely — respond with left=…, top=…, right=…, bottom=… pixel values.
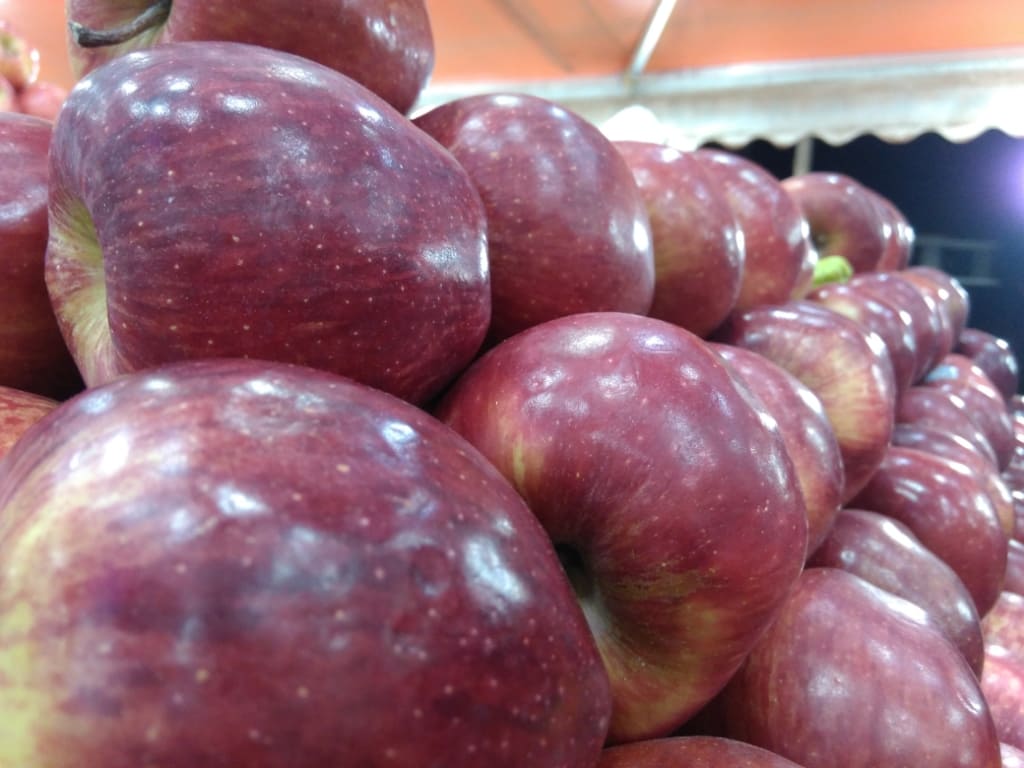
left=69, top=0, right=171, bottom=49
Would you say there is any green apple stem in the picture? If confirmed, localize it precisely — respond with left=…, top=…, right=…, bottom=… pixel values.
left=69, top=0, right=171, bottom=48
left=813, top=254, right=855, bottom=287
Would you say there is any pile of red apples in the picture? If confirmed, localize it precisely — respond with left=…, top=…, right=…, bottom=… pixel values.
left=1, top=2, right=1023, bottom=767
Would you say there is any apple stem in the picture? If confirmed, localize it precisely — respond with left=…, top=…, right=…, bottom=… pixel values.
left=69, top=0, right=172, bottom=48
left=813, top=254, right=855, bottom=287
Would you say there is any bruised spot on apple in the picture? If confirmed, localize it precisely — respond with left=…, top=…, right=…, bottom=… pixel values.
left=45, top=41, right=491, bottom=406
left=436, top=312, right=808, bottom=744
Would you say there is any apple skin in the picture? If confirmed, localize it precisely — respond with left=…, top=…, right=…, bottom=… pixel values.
left=870, top=191, right=915, bottom=271
left=435, top=311, right=808, bottom=743
left=1005, top=539, right=1024, bottom=595
left=808, top=281, right=918, bottom=394
left=850, top=445, right=1008, bottom=617
left=45, top=41, right=490, bottom=406
left=0, top=112, right=84, bottom=400
left=692, top=149, right=816, bottom=312
left=1003, top=743, right=1024, bottom=768
left=902, top=265, right=971, bottom=342
left=891, top=422, right=1015, bottom=538
left=614, top=141, right=744, bottom=338
left=15, top=81, right=69, bottom=122
left=807, top=507, right=984, bottom=676
left=718, top=567, right=1001, bottom=768
left=712, top=342, right=844, bottom=556
left=415, top=94, right=655, bottom=345
left=0, top=358, right=612, bottom=768
left=896, top=385, right=998, bottom=465
left=957, top=328, right=1020, bottom=403
left=715, top=300, right=896, bottom=503
left=980, top=646, right=1024, bottom=753
left=846, top=271, right=946, bottom=381
left=923, top=353, right=1015, bottom=470
left=0, top=384, right=58, bottom=460
left=65, top=0, right=433, bottom=114
left=598, top=736, right=804, bottom=767
left=780, top=172, right=888, bottom=274
left=982, top=591, right=1024, bottom=661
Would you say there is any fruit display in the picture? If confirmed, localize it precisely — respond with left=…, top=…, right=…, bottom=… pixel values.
left=0, top=4, right=1022, bottom=767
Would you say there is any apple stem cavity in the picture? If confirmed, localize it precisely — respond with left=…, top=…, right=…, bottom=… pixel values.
left=69, top=0, right=172, bottom=48
left=555, top=543, right=596, bottom=603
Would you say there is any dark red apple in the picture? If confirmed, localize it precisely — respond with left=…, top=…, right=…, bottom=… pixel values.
left=45, top=41, right=490, bottom=407
left=0, top=112, right=83, bottom=400
left=896, top=386, right=998, bottom=466
left=415, top=94, right=655, bottom=344
left=712, top=342, right=844, bottom=555
left=598, top=736, right=804, bottom=767
left=870, top=191, right=915, bottom=271
left=65, top=0, right=434, bottom=114
left=981, top=646, right=1024, bottom=753
left=808, top=507, right=983, bottom=675
left=891, top=422, right=1015, bottom=538
left=715, top=300, right=896, bottom=502
left=902, top=265, right=971, bottom=341
left=0, top=384, right=58, bottom=460
left=436, top=311, right=808, bottom=743
left=847, top=271, right=945, bottom=381
left=780, top=172, right=888, bottom=273
left=923, top=353, right=1015, bottom=469
left=808, top=281, right=918, bottom=394
left=718, top=567, right=1001, bottom=768
left=957, top=328, right=1019, bottom=402
left=0, top=358, right=612, bottom=767
left=614, top=141, right=744, bottom=338
left=850, top=445, right=1007, bottom=617
left=692, top=149, right=815, bottom=312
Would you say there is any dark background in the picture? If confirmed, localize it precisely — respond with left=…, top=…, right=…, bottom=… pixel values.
left=726, top=130, right=1024, bottom=392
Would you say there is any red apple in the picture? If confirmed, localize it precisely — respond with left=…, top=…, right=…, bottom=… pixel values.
left=0, top=358, right=612, bottom=767
left=982, top=592, right=1024, bottom=662
left=712, top=342, right=844, bottom=555
left=780, top=172, right=888, bottom=273
left=0, top=384, right=58, bottom=460
left=718, top=567, right=1001, bottom=768
left=891, top=422, right=1015, bottom=538
left=0, top=20, right=39, bottom=91
left=66, top=0, right=434, bottom=114
left=598, top=736, right=804, bottom=767
left=923, top=353, right=1015, bottom=470
left=807, top=507, right=984, bottom=675
left=981, top=646, right=1024, bottom=753
left=902, top=265, right=971, bottom=341
left=870, top=191, right=915, bottom=271
left=0, top=112, right=83, bottom=400
left=715, top=300, right=896, bottom=502
left=808, top=281, right=918, bottom=394
left=614, top=141, right=744, bottom=338
left=692, top=148, right=816, bottom=312
left=1003, top=742, right=1024, bottom=768
left=847, top=271, right=946, bottom=381
left=436, top=311, right=808, bottom=743
left=957, top=327, right=1020, bottom=403
left=15, top=81, right=68, bottom=122
left=850, top=445, right=1007, bottom=617
left=45, top=42, right=490, bottom=407
left=896, top=386, right=998, bottom=465
left=1006, top=539, right=1024, bottom=596
left=415, top=93, right=655, bottom=345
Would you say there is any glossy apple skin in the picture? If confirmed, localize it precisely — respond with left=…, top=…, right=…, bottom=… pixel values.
left=923, top=353, right=1015, bottom=469
left=870, top=191, right=915, bottom=271
left=614, top=141, right=744, bottom=338
left=982, top=592, right=1024, bottom=661
left=0, top=112, right=83, bottom=400
left=436, top=312, right=808, bottom=743
left=712, top=343, right=843, bottom=555
left=715, top=300, right=896, bottom=502
left=46, top=41, right=489, bottom=406
left=415, top=94, right=655, bottom=344
left=66, top=0, right=433, bottom=114
left=981, top=646, right=1024, bottom=752
left=896, top=386, right=998, bottom=465
left=847, top=271, right=947, bottom=379
left=692, top=149, right=815, bottom=312
left=957, top=328, right=1020, bottom=402
left=808, top=508, right=983, bottom=675
left=1003, top=742, right=1024, bottom=767
left=850, top=445, right=1007, bottom=617
left=903, top=265, right=970, bottom=340
left=719, top=567, right=1001, bottom=768
left=781, top=172, right=888, bottom=273
left=0, top=358, right=611, bottom=768
left=808, top=281, right=918, bottom=394
left=891, top=422, right=1015, bottom=538
left=0, top=384, right=58, bottom=460
left=598, top=736, right=804, bottom=767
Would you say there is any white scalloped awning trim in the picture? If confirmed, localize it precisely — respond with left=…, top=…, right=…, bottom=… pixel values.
left=414, top=47, right=1024, bottom=148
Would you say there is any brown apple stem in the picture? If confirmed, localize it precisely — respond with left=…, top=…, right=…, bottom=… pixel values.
left=69, top=0, right=172, bottom=48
